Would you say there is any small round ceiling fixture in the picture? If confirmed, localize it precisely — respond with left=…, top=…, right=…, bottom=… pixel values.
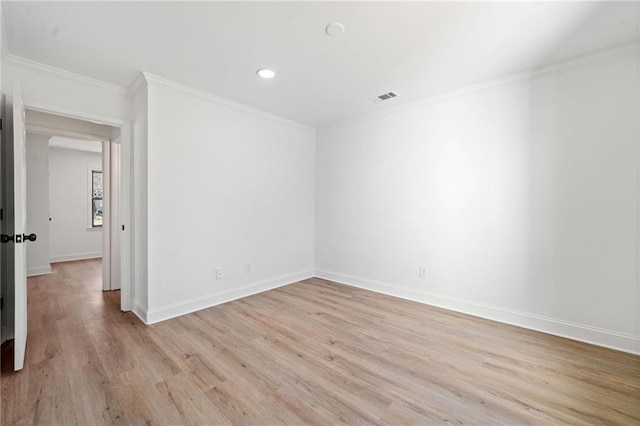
left=257, top=68, right=275, bottom=79
left=325, top=22, right=345, bottom=37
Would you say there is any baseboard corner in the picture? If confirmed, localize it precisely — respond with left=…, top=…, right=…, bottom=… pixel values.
left=146, top=269, right=315, bottom=325
left=132, top=301, right=148, bottom=325
left=27, top=265, right=52, bottom=277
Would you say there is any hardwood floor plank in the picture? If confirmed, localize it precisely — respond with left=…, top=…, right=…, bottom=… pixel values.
left=2, top=260, right=639, bottom=425
left=2, top=341, right=29, bottom=425
left=204, top=381, right=262, bottom=425
left=26, top=358, right=75, bottom=425
left=155, top=372, right=231, bottom=425
left=108, top=372, right=181, bottom=425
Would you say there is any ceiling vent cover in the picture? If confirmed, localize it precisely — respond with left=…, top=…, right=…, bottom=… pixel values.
left=374, top=91, right=400, bottom=103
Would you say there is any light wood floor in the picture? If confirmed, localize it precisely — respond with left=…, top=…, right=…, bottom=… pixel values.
left=1, top=259, right=639, bottom=425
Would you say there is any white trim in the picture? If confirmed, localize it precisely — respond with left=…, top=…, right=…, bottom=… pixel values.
left=133, top=301, right=148, bottom=325
left=3, top=54, right=129, bottom=95
left=142, top=71, right=316, bottom=134
left=127, top=72, right=148, bottom=98
left=146, top=269, right=315, bottom=325
left=27, top=265, right=52, bottom=277
left=320, top=41, right=640, bottom=133
left=315, top=269, right=640, bottom=356
left=50, top=252, right=102, bottom=263
left=101, top=141, right=111, bottom=292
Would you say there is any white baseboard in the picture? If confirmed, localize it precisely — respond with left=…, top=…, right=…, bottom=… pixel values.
left=132, top=300, right=148, bottom=325
left=27, top=265, right=52, bottom=277
left=315, top=269, right=640, bottom=355
left=146, top=269, right=315, bottom=325
left=50, top=252, right=102, bottom=263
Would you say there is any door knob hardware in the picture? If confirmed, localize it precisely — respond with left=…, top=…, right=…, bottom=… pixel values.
left=1, top=233, right=37, bottom=243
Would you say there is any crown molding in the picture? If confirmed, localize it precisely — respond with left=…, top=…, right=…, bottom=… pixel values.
left=320, top=41, right=640, bottom=133
left=3, top=54, right=313, bottom=133
left=142, top=71, right=316, bottom=134
left=5, top=39, right=636, bottom=134
left=3, top=54, right=130, bottom=95
left=128, top=71, right=149, bottom=98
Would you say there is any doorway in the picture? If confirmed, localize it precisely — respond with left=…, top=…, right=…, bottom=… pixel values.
left=20, top=103, right=133, bottom=316
left=24, top=109, right=121, bottom=293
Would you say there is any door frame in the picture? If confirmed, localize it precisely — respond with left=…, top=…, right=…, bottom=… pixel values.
left=0, top=94, right=4, bottom=344
left=23, top=101, right=133, bottom=312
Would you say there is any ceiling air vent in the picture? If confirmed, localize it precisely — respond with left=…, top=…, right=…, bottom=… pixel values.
left=374, top=91, right=400, bottom=103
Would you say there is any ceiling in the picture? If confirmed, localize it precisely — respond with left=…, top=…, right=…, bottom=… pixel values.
left=25, top=109, right=114, bottom=140
left=49, top=136, right=102, bottom=154
left=3, top=2, right=638, bottom=127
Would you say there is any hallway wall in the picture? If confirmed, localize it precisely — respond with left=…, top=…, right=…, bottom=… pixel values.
left=49, top=147, right=103, bottom=262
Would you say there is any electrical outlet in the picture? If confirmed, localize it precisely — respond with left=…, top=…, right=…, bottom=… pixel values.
left=419, top=266, right=428, bottom=279
left=245, top=261, right=253, bottom=273
left=216, top=267, right=223, bottom=280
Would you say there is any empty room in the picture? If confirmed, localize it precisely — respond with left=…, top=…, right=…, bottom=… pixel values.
left=0, top=1, right=638, bottom=424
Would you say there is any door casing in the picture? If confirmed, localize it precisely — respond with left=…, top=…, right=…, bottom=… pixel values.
left=23, top=101, right=133, bottom=312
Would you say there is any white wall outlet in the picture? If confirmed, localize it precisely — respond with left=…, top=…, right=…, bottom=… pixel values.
left=216, top=267, right=223, bottom=280
left=245, top=261, right=253, bottom=273
left=419, top=266, right=428, bottom=279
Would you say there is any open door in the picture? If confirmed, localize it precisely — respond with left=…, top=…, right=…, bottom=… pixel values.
left=2, top=87, right=31, bottom=371
left=12, top=86, right=29, bottom=372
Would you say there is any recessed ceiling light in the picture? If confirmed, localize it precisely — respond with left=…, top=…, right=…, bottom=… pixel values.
left=257, top=68, right=275, bottom=79
left=325, top=22, right=345, bottom=37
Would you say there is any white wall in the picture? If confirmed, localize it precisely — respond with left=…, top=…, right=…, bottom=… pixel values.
left=316, top=51, right=640, bottom=354
left=25, top=133, right=51, bottom=276
left=48, top=147, right=103, bottom=262
left=143, top=76, right=315, bottom=323
left=5, top=40, right=638, bottom=355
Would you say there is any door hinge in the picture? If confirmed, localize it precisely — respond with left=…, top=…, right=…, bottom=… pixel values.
left=122, top=225, right=125, bottom=231
left=1, top=298, right=4, bottom=310
left=0, top=118, right=3, bottom=131
left=0, top=208, right=3, bottom=221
